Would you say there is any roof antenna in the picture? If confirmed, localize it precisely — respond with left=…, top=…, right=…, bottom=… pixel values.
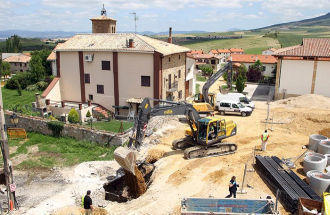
left=130, top=12, right=138, bottom=34
left=101, top=4, right=106, bottom=16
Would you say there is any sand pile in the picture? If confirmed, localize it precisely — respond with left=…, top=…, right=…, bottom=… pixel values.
left=53, top=206, right=108, bottom=215
left=124, top=165, right=147, bottom=198
left=272, top=94, right=330, bottom=109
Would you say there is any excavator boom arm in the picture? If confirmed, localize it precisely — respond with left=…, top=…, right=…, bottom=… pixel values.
left=128, top=98, right=201, bottom=149
left=202, top=62, right=231, bottom=104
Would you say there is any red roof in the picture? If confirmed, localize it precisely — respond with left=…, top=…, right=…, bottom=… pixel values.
left=275, top=38, right=330, bottom=57
left=231, top=54, right=277, bottom=64
left=230, top=48, right=244, bottom=53
left=3, top=54, right=31, bottom=63
left=189, top=50, right=204, bottom=55
left=193, top=53, right=215, bottom=59
left=210, top=49, right=218, bottom=54
left=217, top=49, right=230, bottom=53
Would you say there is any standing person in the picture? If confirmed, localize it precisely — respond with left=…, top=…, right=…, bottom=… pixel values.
left=261, top=130, right=270, bottom=151
left=226, top=176, right=239, bottom=198
left=84, top=190, right=93, bottom=215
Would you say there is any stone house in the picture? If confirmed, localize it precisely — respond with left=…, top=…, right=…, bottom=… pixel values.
left=230, top=54, right=277, bottom=77
left=274, top=38, right=330, bottom=99
left=2, top=53, right=31, bottom=73
left=42, top=7, right=189, bottom=117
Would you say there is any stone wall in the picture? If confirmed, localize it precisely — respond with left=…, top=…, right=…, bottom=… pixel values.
left=5, top=111, right=130, bottom=146
left=161, top=53, right=186, bottom=101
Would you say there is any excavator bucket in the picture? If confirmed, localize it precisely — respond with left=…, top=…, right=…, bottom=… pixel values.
left=114, top=146, right=137, bottom=175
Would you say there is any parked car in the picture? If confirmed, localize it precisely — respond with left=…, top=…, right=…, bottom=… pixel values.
left=217, top=100, right=252, bottom=117
left=216, top=93, right=255, bottom=109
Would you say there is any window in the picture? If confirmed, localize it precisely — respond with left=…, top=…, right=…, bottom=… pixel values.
left=84, top=73, right=90, bottom=84
left=211, top=59, right=216, bottom=64
left=97, top=85, right=104, bottom=94
left=262, top=66, right=266, bottom=71
left=168, top=57, right=171, bottom=62
left=178, top=70, right=181, bottom=78
left=102, top=61, right=111, bottom=70
left=178, top=90, right=182, bottom=99
left=141, top=76, right=150, bottom=87
left=89, top=94, right=93, bottom=100
left=179, top=54, right=181, bottom=60
left=232, top=104, right=239, bottom=108
left=220, top=103, right=230, bottom=108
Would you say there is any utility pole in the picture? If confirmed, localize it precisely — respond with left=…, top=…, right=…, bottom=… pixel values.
left=0, top=81, right=17, bottom=211
left=130, top=12, right=138, bottom=33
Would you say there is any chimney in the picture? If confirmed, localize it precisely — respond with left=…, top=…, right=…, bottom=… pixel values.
left=88, top=100, right=92, bottom=106
left=128, top=39, right=134, bottom=48
left=35, top=93, right=42, bottom=108
left=61, top=101, right=65, bottom=108
left=79, top=103, right=82, bottom=110
left=45, top=99, right=50, bottom=106
left=168, top=27, right=172, bottom=43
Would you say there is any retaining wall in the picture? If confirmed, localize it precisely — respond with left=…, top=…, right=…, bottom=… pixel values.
left=4, top=111, right=130, bottom=146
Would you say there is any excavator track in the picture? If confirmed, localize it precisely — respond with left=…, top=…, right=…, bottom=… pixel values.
left=172, top=136, right=193, bottom=150
left=183, top=143, right=237, bottom=159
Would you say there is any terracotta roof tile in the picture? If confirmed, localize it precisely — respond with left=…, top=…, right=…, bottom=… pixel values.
left=3, top=54, right=31, bottom=63
left=210, top=49, right=218, bottom=54
left=275, top=38, right=330, bottom=57
left=189, top=50, right=204, bottom=54
left=217, top=49, right=230, bottom=53
left=231, top=54, right=277, bottom=64
left=230, top=48, right=244, bottom=53
left=56, top=33, right=189, bottom=56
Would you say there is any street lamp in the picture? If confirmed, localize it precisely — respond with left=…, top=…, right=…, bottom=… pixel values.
left=10, top=113, right=18, bottom=127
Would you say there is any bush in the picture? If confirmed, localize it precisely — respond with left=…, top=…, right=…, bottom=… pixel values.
left=5, top=72, right=34, bottom=89
left=86, top=110, right=91, bottom=118
left=26, top=84, right=38, bottom=91
left=199, top=64, right=213, bottom=76
left=16, top=80, right=22, bottom=96
left=36, top=81, right=48, bottom=90
left=47, top=120, right=64, bottom=137
left=68, top=108, right=80, bottom=124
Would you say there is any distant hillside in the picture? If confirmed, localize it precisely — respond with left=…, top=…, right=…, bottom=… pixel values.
left=0, top=29, right=208, bottom=39
left=0, top=37, right=55, bottom=52
left=256, top=13, right=330, bottom=30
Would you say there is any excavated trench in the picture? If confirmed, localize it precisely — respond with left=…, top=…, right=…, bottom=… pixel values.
left=103, top=162, right=155, bottom=202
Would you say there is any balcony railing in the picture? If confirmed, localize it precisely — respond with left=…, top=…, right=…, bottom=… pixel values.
left=166, top=81, right=178, bottom=92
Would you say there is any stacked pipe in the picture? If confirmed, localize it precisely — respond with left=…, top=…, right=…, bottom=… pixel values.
left=255, top=156, right=321, bottom=213
left=304, top=134, right=330, bottom=196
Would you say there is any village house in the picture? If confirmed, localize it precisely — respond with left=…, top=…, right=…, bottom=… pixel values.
left=2, top=53, right=31, bottom=73
left=42, top=7, right=190, bottom=117
left=185, top=56, right=198, bottom=97
left=274, top=38, right=330, bottom=99
left=229, top=48, right=244, bottom=55
left=262, top=48, right=277, bottom=55
left=47, top=43, right=63, bottom=77
left=230, top=54, right=277, bottom=77
left=188, top=53, right=221, bottom=71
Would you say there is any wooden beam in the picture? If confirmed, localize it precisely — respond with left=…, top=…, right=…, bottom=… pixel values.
left=311, top=58, right=318, bottom=94
left=78, top=51, right=86, bottom=103
left=113, top=52, right=119, bottom=106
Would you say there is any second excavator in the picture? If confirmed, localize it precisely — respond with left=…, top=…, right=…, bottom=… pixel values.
left=114, top=97, right=238, bottom=174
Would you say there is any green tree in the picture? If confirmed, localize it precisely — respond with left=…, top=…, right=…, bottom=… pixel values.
left=68, top=108, right=80, bottom=124
left=235, top=65, right=247, bottom=93
left=5, top=35, right=22, bottom=52
left=29, top=54, right=45, bottom=82
left=246, top=60, right=263, bottom=82
left=16, top=80, right=22, bottom=96
left=199, top=64, right=213, bottom=76
left=32, top=49, right=52, bottom=76
left=0, top=61, right=11, bottom=78
left=86, top=110, right=91, bottom=118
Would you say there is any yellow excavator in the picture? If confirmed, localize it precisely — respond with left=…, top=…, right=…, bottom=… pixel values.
left=114, top=98, right=237, bottom=174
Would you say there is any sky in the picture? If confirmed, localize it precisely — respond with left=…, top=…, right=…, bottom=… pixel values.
left=0, top=0, right=329, bottom=33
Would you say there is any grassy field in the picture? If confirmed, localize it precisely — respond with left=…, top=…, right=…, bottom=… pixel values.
left=9, top=132, right=116, bottom=170
left=0, top=38, right=55, bottom=52
left=89, top=120, right=134, bottom=133
left=2, top=88, right=40, bottom=115
left=178, top=34, right=280, bottom=54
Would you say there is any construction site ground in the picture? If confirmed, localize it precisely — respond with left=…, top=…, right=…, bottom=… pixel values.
left=7, top=78, right=330, bottom=214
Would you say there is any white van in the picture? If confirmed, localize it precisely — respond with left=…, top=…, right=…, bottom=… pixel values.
left=216, top=93, right=255, bottom=109
left=217, top=100, right=252, bottom=117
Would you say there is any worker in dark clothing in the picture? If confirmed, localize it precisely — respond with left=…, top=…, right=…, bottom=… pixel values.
left=225, top=176, right=239, bottom=198
left=83, top=190, right=93, bottom=215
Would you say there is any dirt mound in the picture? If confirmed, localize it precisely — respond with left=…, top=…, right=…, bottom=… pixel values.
left=145, top=149, right=166, bottom=163
left=320, top=128, right=330, bottom=137
left=53, top=206, right=108, bottom=215
left=203, top=170, right=225, bottom=184
left=124, top=165, right=147, bottom=198
left=272, top=94, right=330, bottom=109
